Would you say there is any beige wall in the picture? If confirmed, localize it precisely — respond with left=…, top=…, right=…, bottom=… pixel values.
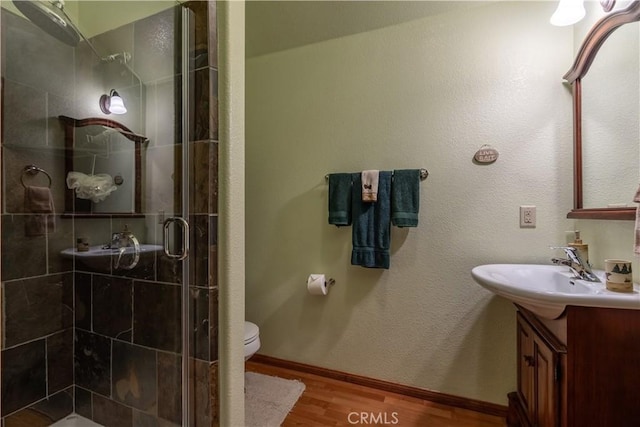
left=245, top=1, right=578, bottom=406
left=218, top=0, right=246, bottom=425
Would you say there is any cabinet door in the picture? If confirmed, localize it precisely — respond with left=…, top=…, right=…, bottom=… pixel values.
left=533, top=334, right=559, bottom=427
left=517, top=313, right=536, bottom=417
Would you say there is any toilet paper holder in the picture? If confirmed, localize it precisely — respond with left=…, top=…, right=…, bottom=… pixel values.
left=327, top=278, right=336, bottom=286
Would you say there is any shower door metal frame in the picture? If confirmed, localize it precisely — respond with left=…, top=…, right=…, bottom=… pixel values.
left=180, top=5, right=194, bottom=427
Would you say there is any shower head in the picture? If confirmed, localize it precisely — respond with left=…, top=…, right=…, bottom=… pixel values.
left=12, top=0, right=81, bottom=46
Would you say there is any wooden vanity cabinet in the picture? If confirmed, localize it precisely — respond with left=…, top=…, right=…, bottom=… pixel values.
left=508, top=309, right=566, bottom=427
left=508, top=305, right=640, bottom=427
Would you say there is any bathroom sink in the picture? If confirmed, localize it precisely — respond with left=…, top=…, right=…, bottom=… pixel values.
left=471, top=264, right=640, bottom=319
left=61, top=244, right=163, bottom=271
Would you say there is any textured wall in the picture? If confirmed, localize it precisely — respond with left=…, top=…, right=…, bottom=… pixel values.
left=245, top=1, right=576, bottom=406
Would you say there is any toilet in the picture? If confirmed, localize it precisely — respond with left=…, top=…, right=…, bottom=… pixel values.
left=244, top=321, right=261, bottom=360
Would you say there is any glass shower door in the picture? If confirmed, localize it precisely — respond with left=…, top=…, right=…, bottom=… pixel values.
left=0, top=2, right=216, bottom=426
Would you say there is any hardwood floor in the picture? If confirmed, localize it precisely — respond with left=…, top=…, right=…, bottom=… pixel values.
left=246, top=360, right=507, bottom=427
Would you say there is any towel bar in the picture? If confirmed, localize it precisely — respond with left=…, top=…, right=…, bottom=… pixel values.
left=325, top=168, right=429, bottom=182
left=21, top=164, right=52, bottom=188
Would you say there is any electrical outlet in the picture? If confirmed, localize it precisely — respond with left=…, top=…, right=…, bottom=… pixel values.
left=520, top=206, right=536, bottom=228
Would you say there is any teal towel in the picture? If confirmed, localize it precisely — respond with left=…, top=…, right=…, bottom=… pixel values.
left=328, top=173, right=352, bottom=226
left=391, top=169, right=420, bottom=227
left=351, top=171, right=391, bottom=269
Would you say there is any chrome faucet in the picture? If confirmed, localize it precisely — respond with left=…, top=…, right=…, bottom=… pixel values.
left=102, top=225, right=140, bottom=270
left=550, top=246, right=600, bottom=282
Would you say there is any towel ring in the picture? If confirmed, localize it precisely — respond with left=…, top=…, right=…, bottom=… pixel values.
left=21, top=165, right=52, bottom=188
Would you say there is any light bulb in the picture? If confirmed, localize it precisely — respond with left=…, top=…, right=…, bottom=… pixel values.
left=550, top=0, right=586, bottom=26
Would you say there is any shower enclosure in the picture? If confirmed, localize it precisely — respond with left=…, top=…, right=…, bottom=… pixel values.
left=0, top=1, right=219, bottom=426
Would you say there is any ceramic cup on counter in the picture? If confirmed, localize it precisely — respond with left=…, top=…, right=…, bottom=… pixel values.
left=605, top=259, right=633, bottom=292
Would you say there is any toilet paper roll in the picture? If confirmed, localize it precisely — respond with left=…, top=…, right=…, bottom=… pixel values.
left=307, top=274, right=328, bottom=295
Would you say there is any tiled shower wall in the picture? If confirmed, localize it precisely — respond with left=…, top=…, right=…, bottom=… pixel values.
left=1, top=6, right=77, bottom=424
left=0, top=1, right=218, bottom=426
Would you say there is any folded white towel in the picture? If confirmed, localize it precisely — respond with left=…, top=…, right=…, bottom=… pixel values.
left=361, top=170, right=379, bottom=203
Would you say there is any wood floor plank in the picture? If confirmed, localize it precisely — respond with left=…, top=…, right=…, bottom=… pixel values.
left=246, top=360, right=507, bottom=427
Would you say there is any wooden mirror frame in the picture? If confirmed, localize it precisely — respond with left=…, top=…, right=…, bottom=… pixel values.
left=565, top=1, right=640, bottom=220
left=59, top=115, right=147, bottom=217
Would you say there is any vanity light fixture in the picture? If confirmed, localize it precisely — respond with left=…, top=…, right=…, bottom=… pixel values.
left=99, top=89, right=127, bottom=115
left=551, top=0, right=617, bottom=26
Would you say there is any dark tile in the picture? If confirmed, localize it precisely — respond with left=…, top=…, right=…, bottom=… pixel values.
left=47, top=92, right=75, bottom=148
left=113, top=256, right=157, bottom=282
left=1, top=79, right=47, bottom=148
left=75, top=386, right=93, bottom=420
left=191, top=69, right=210, bottom=142
left=133, top=411, right=160, bottom=427
left=209, top=244, right=218, bottom=289
left=74, top=330, right=111, bottom=397
left=209, top=68, right=218, bottom=141
left=209, top=215, right=218, bottom=288
left=190, top=286, right=209, bottom=361
left=157, top=352, right=182, bottom=425
left=208, top=1, right=217, bottom=69
left=157, top=255, right=183, bottom=285
left=189, top=215, right=209, bottom=288
left=74, top=272, right=92, bottom=331
left=190, top=359, right=212, bottom=427
left=133, top=7, right=179, bottom=83
left=1, top=215, right=47, bottom=281
left=111, top=341, right=157, bottom=412
left=1, top=339, right=46, bottom=415
left=144, top=144, right=181, bottom=214
left=72, top=40, right=102, bottom=119
left=47, top=329, right=74, bottom=394
left=93, top=276, right=133, bottom=340
left=133, top=410, right=181, bottom=427
left=154, top=77, right=180, bottom=147
left=90, top=23, right=135, bottom=90
left=2, top=145, right=67, bottom=214
left=74, top=219, right=111, bottom=264
left=47, top=215, right=74, bottom=274
left=191, top=142, right=210, bottom=214
left=3, top=273, right=73, bottom=348
left=184, top=1, right=209, bottom=69
left=210, top=143, right=218, bottom=214
left=209, top=288, right=218, bottom=362
left=93, top=393, right=133, bottom=427
left=133, top=281, right=181, bottom=352
left=209, top=361, right=219, bottom=426
left=2, top=9, right=75, bottom=97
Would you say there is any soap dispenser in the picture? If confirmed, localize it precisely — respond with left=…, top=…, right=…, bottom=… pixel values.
left=569, top=230, right=589, bottom=264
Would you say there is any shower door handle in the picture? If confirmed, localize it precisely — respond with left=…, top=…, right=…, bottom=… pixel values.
left=163, top=217, right=190, bottom=260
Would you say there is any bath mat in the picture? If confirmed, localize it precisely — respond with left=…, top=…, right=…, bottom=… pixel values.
left=245, top=372, right=306, bottom=427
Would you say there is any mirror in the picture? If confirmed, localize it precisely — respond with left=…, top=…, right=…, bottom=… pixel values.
left=565, top=1, right=640, bottom=220
left=60, top=115, right=148, bottom=216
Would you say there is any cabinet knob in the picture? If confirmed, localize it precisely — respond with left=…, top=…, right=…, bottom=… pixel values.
left=524, top=355, right=535, bottom=367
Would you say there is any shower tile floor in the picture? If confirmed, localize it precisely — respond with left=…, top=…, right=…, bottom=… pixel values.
left=50, top=414, right=103, bottom=427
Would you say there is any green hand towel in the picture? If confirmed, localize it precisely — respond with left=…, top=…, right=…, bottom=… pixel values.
left=328, top=173, right=352, bottom=226
left=351, top=171, right=391, bottom=269
left=391, top=169, right=420, bottom=227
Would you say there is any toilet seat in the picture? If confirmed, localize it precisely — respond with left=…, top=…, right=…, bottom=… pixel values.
left=244, top=321, right=259, bottom=345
